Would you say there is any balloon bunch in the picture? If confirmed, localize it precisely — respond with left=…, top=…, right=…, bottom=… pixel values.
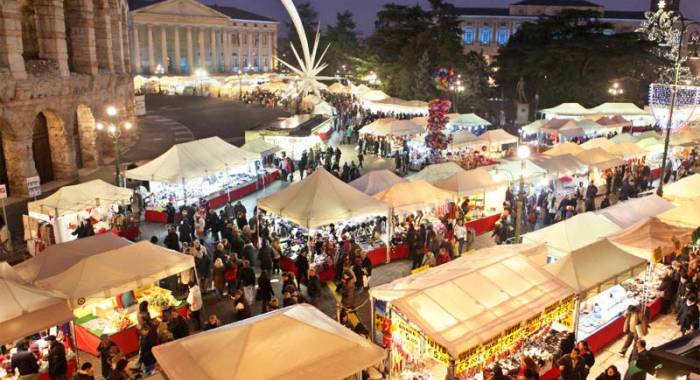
left=424, top=99, right=452, bottom=156
left=433, top=66, right=456, bottom=91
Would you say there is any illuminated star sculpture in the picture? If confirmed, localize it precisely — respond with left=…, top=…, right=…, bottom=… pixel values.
left=278, top=0, right=334, bottom=96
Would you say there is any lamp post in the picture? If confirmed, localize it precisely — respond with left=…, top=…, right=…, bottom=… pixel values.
left=608, top=82, right=623, bottom=100
left=514, top=145, right=531, bottom=243
left=450, top=80, right=465, bottom=113
left=97, top=106, right=133, bottom=186
left=238, top=69, right=243, bottom=101
left=194, top=68, right=207, bottom=96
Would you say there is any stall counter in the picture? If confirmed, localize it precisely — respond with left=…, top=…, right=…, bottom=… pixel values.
left=366, top=244, right=410, bottom=266
left=584, top=297, right=662, bottom=353
left=466, top=213, right=501, bottom=235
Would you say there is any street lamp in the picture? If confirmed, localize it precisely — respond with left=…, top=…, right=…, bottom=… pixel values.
left=96, top=106, right=133, bottom=186
left=238, top=69, right=243, bottom=101
left=368, top=71, right=378, bottom=86
left=608, top=82, right=623, bottom=100
left=514, top=145, right=531, bottom=243
left=450, top=80, right=465, bottom=113
left=194, top=68, right=207, bottom=95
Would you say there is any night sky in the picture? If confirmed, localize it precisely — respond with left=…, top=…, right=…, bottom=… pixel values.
left=201, top=0, right=700, bottom=37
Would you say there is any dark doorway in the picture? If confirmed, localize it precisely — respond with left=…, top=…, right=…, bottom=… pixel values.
left=0, top=132, right=10, bottom=196
left=73, top=114, right=83, bottom=169
left=32, top=113, right=54, bottom=183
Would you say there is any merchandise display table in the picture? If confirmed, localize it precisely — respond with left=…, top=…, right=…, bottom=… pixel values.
left=279, top=256, right=336, bottom=283
left=366, top=244, right=410, bottom=266
left=584, top=297, right=662, bottom=353
left=466, top=213, right=501, bottom=235
left=112, top=226, right=140, bottom=241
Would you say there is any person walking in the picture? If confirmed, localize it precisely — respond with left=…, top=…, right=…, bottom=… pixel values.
left=678, top=293, right=700, bottom=335
left=186, top=281, right=203, bottom=331
left=257, top=271, right=274, bottom=313
left=238, top=259, right=256, bottom=303
left=137, top=324, right=157, bottom=375
left=96, top=334, right=119, bottom=380
left=10, top=340, right=39, bottom=380
left=258, top=238, right=273, bottom=276
left=558, top=348, right=587, bottom=380
left=47, top=336, right=67, bottom=380
left=232, top=289, right=252, bottom=321
left=618, top=305, right=648, bottom=356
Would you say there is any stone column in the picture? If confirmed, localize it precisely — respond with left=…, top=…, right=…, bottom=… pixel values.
left=160, top=25, right=167, bottom=72
left=120, top=10, right=130, bottom=73
left=272, top=30, right=277, bottom=69
left=0, top=0, right=27, bottom=79
left=94, top=0, right=113, bottom=71
left=132, top=24, right=141, bottom=73
left=210, top=28, right=217, bottom=71
left=34, top=0, right=70, bottom=76
left=186, top=27, right=193, bottom=73
left=63, top=0, right=98, bottom=75
left=174, top=26, right=181, bottom=73
left=110, top=2, right=124, bottom=73
left=267, top=31, right=273, bottom=71
left=147, top=24, right=155, bottom=73
left=198, top=28, right=205, bottom=68
left=3, top=137, right=38, bottom=197
left=257, top=31, right=262, bottom=71
left=236, top=32, right=242, bottom=69
left=223, top=31, right=231, bottom=71
left=246, top=31, right=252, bottom=70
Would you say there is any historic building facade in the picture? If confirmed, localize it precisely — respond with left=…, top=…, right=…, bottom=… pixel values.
left=0, top=0, right=135, bottom=196
left=457, top=0, right=700, bottom=60
left=128, top=0, right=278, bottom=75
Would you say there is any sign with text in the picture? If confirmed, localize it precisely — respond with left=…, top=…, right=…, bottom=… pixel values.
left=27, top=176, right=41, bottom=197
left=0, top=184, right=7, bottom=200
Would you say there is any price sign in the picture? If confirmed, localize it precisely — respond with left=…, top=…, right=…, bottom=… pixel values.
left=27, top=176, right=41, bottom=197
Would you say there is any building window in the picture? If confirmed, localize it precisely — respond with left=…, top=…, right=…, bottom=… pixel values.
left=463, top=26, right=475, bottom=45
left=497, top=27, right=509, bottom=46
left=479, top=26, right=492, bottom=45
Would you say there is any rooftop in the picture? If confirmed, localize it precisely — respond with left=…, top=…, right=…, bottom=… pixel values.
left=127, top=0, right=276, bottom=22
left=512, top=0, right=602, bottom=6
left=455, top=7, right=510, bottom=16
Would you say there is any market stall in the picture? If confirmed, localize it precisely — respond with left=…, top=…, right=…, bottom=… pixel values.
left=365, top=97, right=429, bottom=115
left=241, top=138, right=282, bottom=165
left=595, top=195, right=676, bottom=229
left=475, top=129, right=518, bottom=157
left=658, top=199, right=700, bottom=227
left=522, top=212, right=621, bottom=260
left=446, top=113, right=491, bottom=133
left=410, top=162, right=466, bottom=185
left=349, top=169, right=407, bottom=196
left=258, top=168, right=390, bottom=278
left=606, top=141, right=647, bottom=160
left=24, top=180, right=136, bottom=253
left=371, top=245, right=576, bottom=380
left=662, top=174, right=700, bottom=203
left=489, top=159, right=548, bottom=184
left=607, top=217, right=694, bottom=263
left=544, top=142, right=584, bottom=157
left=540, top=103, right=594, bottom=119
left=542, top=239, right=651, bottom=352
left=580, top=138, right=615, bottom=151
left=153, top=304, right=385, bottom=380
left=574, top=147, right=625, bottom=172
left=14, top=234, right=195, bottom=356
left=125, top=137, right=268, bottom=222
left=541, top=119, right=585, bottom=142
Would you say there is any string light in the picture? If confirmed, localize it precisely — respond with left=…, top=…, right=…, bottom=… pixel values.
left=648, top=83, right=700, bottom=131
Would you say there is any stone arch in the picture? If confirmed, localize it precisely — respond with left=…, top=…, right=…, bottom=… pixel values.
left=18, top=0, right=39, bottom=61
left=32, top=109, right=76, bottom=183
left=0, top=118, right=12, bottom=195
left=94, top=0, right=113, bottom=71
left=74, top=104, right=98, bottom=168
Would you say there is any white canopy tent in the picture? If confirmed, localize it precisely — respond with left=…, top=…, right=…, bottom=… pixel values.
left=349, top=169, right=407, bottom=196
left=607, top=217, right=693, bottom=262
left=0, top=263, right=74, bottom=344
left=448, top=130, right=481, bottom=150
left=575, top=148, right=625, bottom=170
left=15, top=234, right=195, bottom=307
left=580, top=138, right=615, bottom=151
left=360, top=89, right=390, bottom=102
left=366, top=97, right=429, bottom=115
left=590, top=102, right=648, bottom=116
left=532, top=154, right=588, bottom=175
left=606, top=141, right=647, bottom=159
left=490, top=159, right=548, bottom=182
left=595, top=194, right=675, bottom=229
left=521, top=119, right=548, bottom=135
left=257, top=168, right=388, bottom=228
left=478, top=129, right=519, bottom=146
left=27, top=180, right=133, bottom=217
left=544, top=142, right=584, bottom=157
left=540, top=103, right=595, bottom=118
left=410, top=162, right=466, bottom=184
left=125, top=137, right=259, bottom=183
left=370, top=244, right=575, bottom=357
left=241, top=138, right=281, bottom=157
left=360, top=118, right=425, bottom=137
left=662, top=174, right=700, bottom=203
left=522, top=212, right=621, bottom=258
left=447, top=113, right=491, bottom=129
left=658, top=199, right=700, bottom=227
left=373, top=180, right=454, bottom=214
left=435, top=167, right=505, bottom=196
left=153, top=304, right=385, bottom=380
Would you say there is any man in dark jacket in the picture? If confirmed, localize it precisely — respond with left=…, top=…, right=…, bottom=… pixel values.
left=168, top=308, right=190, bottom=339
left=242, top=238, right=257, bottom=266
left=258, top=238, right=273, bottom=275
left=658, top=266, right=679, bottom=314
left=10, top=340, right=39, bottom=377
left=47, top=336, right=68, bottom=380
left=138, top=324, right=158, bottom=374
left=678, top=294, right=700, bottom=335
left=558, top=348, right=587, bottom=380
left=295, top=250, right=310, bottom=286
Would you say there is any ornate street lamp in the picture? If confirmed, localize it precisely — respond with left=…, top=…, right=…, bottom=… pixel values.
left=96, top=106, right=133, bottom=186
left=608, top=82, right=623, bottom=100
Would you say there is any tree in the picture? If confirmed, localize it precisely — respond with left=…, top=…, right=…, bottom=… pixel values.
left=494, top=10, right=661, bottom=109
left=323, top=11, right=360, bottom=77
left=412, top=51, right=434, bottom=100
left=456, top=52, right=491, bottom=112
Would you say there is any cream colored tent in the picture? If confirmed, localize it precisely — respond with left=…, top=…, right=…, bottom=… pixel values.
left=370, top=98, right=429, bottom=114
left=658, top=199, right=700, bottom=227
left=257, top=168, right=388, bottom=228
left=610, top=134, right=637, bottom=143
left=606, top=141, right=647, bottom=159
left=360, top=118, right=425, bottom=137
left=241, top=138, right=281, bottom=157
left=328, top=82, right=351, bottom=94
left=410, top=162, right=466, bottom=184
left=15, top=235, right=195, bottom=307
left=544, top=239, right=646, bottom=295
left=153, top=304, right=385, bottom=380
left=448, top=130, right=480, bottom=150
left=125, top=137, right=259, bottom=183
left=522, top=212, right=621, bottom=257
left=580, top=137, right=615, bottom=151
left=349, top=169, right=407, bottom=196
left=662, top=174, right=700, bottom=203
left=607, top=217, right=693, bottom=262
left=373, top=180, right=454, bottom=213
left=544, top=142, right=584, bottom=157
left=435, top=167, right=504, bottom=196
left=596, top=195, right=675, bottom=228
left=540, top=103, right=594, bottom=117
left=636, top=136, right=664, bottom=152
left=0, top=263, right=74, bottom=344
left=27, top=180, right=133, bottom=217
left=542, top=119, right=584, bottom=138
left=490, top=159, right=548, bottom=182
left=521, top=119, right=548, bottom=135
left=370, top=245, right=575, bottom=357
left=532, top=154, right=588, bottom=174
left=591, top=102, right=648, bottom=116
left=478, top=129, right=518, bottom=145
left=575, top=148, right=625, bottom=170
left=448, top=113, right=491, bottom=128
left=360, top=89, right=390, bottom=102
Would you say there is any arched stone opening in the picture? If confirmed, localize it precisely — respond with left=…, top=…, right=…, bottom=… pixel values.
left=74, top=104, right=98, bottom=168
left=32, top=112, right=54, bottom=182
left=0, top=119, right=12, bottom=196
left=19, top=0, right=39, bottom=61
left=32, top=110, right=76, bottom=183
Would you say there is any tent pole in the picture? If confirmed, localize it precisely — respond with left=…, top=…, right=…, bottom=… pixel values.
left=182, top=178, right=187, bottom=206
left=226, top=165, right=231, bottom=203
left=573, top=296, right=581, bottom=341
left=385, top=208, right=392, bottom=264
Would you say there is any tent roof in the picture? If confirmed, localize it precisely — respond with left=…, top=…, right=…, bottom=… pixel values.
left=153, top=304, right=385, bottom=380
left=348, top=170, right=407, bottom=196
left=370, top=245, right=575, bottom=357
left=410, top=162, right=466, bottom=184
left=540, top=103, right=594, bottom=116
left=544, top=142, right=584, bottom=157
left=373, top=180, right=453, bottom=213
left=360, top=89, right=390, bottom=102
left=544, top=239, right=646, bottom=294
left=607, top=217, right=693, bottom=262
left=606, top=141, right=647, bottom=159
left=490, top=159, right=548, bottom=181
left=610, top=133, right=637, bottom=143
left=522, top=212, right=621, bottom=257
left=596, top=194, right=676, bottom=228
left=125, top=137, right=259, bottom=183
left=328, top=82, right=350, bottom=94
left=257, top=168, right=388, bottom=228
left=521, top=119, right=548, bottom=134
left=28, top=180, right=133, bottom=217
left=532, top=154, right=588, bottom=174
left=360, top=118, right=425, bottom=137
left=577, top=119, right=605, bottom=133
left=241, top=138, right=281, bottom=156
left=658, top=199, right=700, bottom=228
left=448, top=130, right=481, bottom=149
left=479, top=129, right=518, bottom=145
left=448, top=113, right=491, bottom=127
left=662, top=174, right=700, bottom=203
left=0, top=263, right=74, bottom=345
left=590, top=102, right=648, bottom=116
left=435, top=167, right=505, bottom=196
left=15, top=235, right=195, bottom=306
left=580, top=137, right=615, bottom=150
left=575, top=148, right=625, bottom=170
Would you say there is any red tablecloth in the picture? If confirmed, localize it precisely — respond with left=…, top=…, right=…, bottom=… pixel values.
left=279, top=256, right=336, bottom=282
left=584, top=297, right=663, bottom=353
left=112, top=226, right=140, bottom=241
left=75, top=323, right=140, bottom=357
left=39, top=358, right=76, bottom=380
left=541, top=367, right=560, bottom=380
left=145, top=209, right=168, bottom=223
left=366, top=244, right=410, bottom=266
left=466, top=213, right=501, bottom=235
